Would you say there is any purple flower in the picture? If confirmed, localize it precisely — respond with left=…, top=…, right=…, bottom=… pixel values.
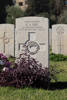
left=1, top=55, right=7, bottom=60
left=0, top=53, right=11, bottom=68
left=0, top=53, right=3, bottom=58
left=5, top=61, right=11, bottom=67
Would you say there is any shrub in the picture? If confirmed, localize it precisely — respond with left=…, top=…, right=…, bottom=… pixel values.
left=0, top=53, right=50, bottom=88
left=50, top=53, right=67, bottom=61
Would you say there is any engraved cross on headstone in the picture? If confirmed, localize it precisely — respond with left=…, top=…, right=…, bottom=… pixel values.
left=29, top=32, right=46, bottom=52
left=19, top=32, right=46, bottom=57
left=56, top=26, right=64, bottom=54
left=0, top=32, right=9, bottom=53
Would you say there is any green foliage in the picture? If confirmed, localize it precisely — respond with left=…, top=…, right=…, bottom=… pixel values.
left=0, top=0, right=65, bottom=25
left=58, top=10, right=67, bottom=24
left=49, top=0, right=64, bottom=24
left=0, top=0, right=13, bottom=23
left=50, top=64, right=58, bottom=82
left=50, top=14, right=56, bottom=26
left=26, top=0, right=50, bottom=15
left=49, top=64, right=64, bottom=82
left=6, top=6, right=25, bottom=24
left=8, top=56, right=15, bottom=68
left=37, top=12, right=49, bottom=18
left=49, top=0, right=64, bottom=15
left=50, top=53, right=67, bottom=61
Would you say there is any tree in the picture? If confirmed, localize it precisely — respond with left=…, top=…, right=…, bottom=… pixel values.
left=49, top=0, right=64, bottom=22
left=58, top=10, right=67, bottom=24
left=0, top=0, right=13, bottom=23
left=25, top=0, right=50, bottom=16
left=6, top=6, right=25, bottom=24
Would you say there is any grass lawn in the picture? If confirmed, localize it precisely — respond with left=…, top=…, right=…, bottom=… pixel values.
left=0, top=60, right=67, bottom=100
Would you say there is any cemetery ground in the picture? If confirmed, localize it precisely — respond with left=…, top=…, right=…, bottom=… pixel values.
left=0, top=56, right=67, bottom=100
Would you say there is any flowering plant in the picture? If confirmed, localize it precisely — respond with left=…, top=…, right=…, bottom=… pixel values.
left=0, top=49, right=50, bottom=88
left=0, top=53, right=11, bottom=71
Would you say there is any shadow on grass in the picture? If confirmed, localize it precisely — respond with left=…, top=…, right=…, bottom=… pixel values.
left=0, top=82, right=67, bottom=90
left=48, top=82, right=67, bottom=90
left=32, top=82, right=67, bottom=90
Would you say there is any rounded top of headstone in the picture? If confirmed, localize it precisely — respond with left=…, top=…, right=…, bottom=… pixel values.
left=52, top=24, right=67, bottom=34
left=0, top=24, right=14, bottom=26
left=0, top=24, right=14, bottom=29
left=16, top=17, right=49, bottom=22
left=0, top=24, right=14, bottom=32
left=52, top=24, right=67, bottom=28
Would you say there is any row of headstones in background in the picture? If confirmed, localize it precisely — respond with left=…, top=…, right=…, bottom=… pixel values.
left=0, top=24, right=14, bottom=56
left=0, top=17, right=67, bottom=68
left=15, top=23, right=67, bottom=56
left=48, top=24, right=67, bottom=56
left=52, top=24, right=67, bottom=55
left=49, top=28, right=52, bottom=47
left=0, top=17, right=49, bottom=68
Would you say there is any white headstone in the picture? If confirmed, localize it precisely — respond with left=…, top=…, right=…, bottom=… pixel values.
left=0, top=24, right=14, bottom=56
left=15, top=17, right=49, bottom=68
left=49, top=28, right=52, bottom=47
left=52, top=24, right=67, bottom=55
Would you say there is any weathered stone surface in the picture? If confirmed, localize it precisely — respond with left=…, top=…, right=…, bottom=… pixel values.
left=15, top=17, right=49, bottom=68
left=49, top=28, right=52, bottom=47
left=52, top=24, right=67, bottom=55
left=0, top=24, right=14, bottom=56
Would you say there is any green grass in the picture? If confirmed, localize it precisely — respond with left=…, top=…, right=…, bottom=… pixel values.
left=0, top=59, right=67, bottom=100
left=50, top=61, right=67, bottom=81
left=0, top=86, right=67, bottom=100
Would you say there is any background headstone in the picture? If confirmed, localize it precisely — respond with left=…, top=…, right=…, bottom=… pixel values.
left=0, top=24, right=14, bottom=57
left=49, top=28, right=52, bottom=47
left=15, top=17, right=49, bottom=68
left=52, top=24, right=67, bottom=55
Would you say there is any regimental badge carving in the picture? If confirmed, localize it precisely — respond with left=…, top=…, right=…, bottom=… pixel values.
left=56, top=26, right=64, bottom=35
left=25, top=41, right=40, bottom=55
